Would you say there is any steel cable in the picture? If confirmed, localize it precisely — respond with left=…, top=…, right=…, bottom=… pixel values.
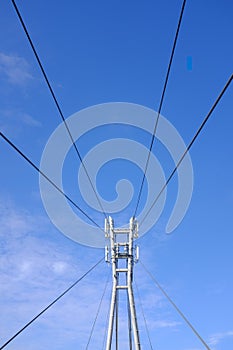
left=140, top=73, right=233, bottom=226
left=0, top=258, right=104, bottom=350
left=0, top=132, right=104, bottom=232
left=133, top=0, right=187, bottom=218
left=86, top=270, right=110, bottom=349
left=135, top=279, right=154, bottom=350
left=11, top=0, right=108, bottom=221
left=140, top=261, right=211, bottom=350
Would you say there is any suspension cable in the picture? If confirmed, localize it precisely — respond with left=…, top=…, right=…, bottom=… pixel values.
left=0, top=258, right=104, bottom=350
left=140, top=261, right=211, bottom=350
left=140, top=73, right=233, bottom=226
left=0, top=131, right=104, bottom=232
left=135, top=280, right=154, bottom=350
left=133, top=0, right=187, bottom=218
left=10, top=0, right=108, bottom=221
left=86, top=270, right=110, bottom=349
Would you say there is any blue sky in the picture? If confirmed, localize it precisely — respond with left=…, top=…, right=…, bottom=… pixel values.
left=0, top=0, right=233, bottom=349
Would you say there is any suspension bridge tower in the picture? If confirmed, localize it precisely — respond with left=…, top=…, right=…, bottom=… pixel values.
left=105, top=216, right=141, bottom=350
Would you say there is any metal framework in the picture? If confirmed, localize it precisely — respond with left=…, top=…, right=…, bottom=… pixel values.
left=105, top=217, right=141, bottom=350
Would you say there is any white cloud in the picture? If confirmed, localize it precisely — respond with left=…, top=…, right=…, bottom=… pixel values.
left=0, top=198, right=107, bottom=349
left=21, top=113, right=42, bottom=127
left=0, top=52, right=33, bottom=85
left=0, top=199, right=204, bottom=349
left=208, top=330, right=233, bottom=347
left=0, top=199, right=37, bottom=238
left=0, top=109, right=42, bottom=136
left=153, top=319, right=181, bottom=329
left=51, top=261, right=69, bottom=274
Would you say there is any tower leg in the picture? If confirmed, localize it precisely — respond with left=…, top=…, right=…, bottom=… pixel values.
left=106, top=280, right=117, bottom=350
left=127, top=286, right=141, bottom=350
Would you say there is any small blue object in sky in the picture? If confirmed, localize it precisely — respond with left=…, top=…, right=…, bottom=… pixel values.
left=186, top=55, right=193, bottom=71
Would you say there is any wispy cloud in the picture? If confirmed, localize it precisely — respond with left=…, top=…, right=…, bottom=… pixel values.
left=208, top=330, right=233, bottom=347
left=0, top=109, right=41, bottom=136
left=0, top=198, right=106, bottom=349
left=0, top=197, right=185, bottom=349
left=152, top=319, right=181, bottom=329
left=21, top=113, right=42, bottom=127
left=0, top=52, right=33, bottom=86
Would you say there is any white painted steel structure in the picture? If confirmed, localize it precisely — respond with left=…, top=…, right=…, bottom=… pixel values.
left=105, top=217, right=141, bottom=350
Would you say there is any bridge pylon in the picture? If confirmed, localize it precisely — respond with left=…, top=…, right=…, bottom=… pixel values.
left=105, top=216, right=141, bottom=350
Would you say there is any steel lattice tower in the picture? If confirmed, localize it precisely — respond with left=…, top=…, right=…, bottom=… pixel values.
left=105, top=217, right=141, bottom=350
